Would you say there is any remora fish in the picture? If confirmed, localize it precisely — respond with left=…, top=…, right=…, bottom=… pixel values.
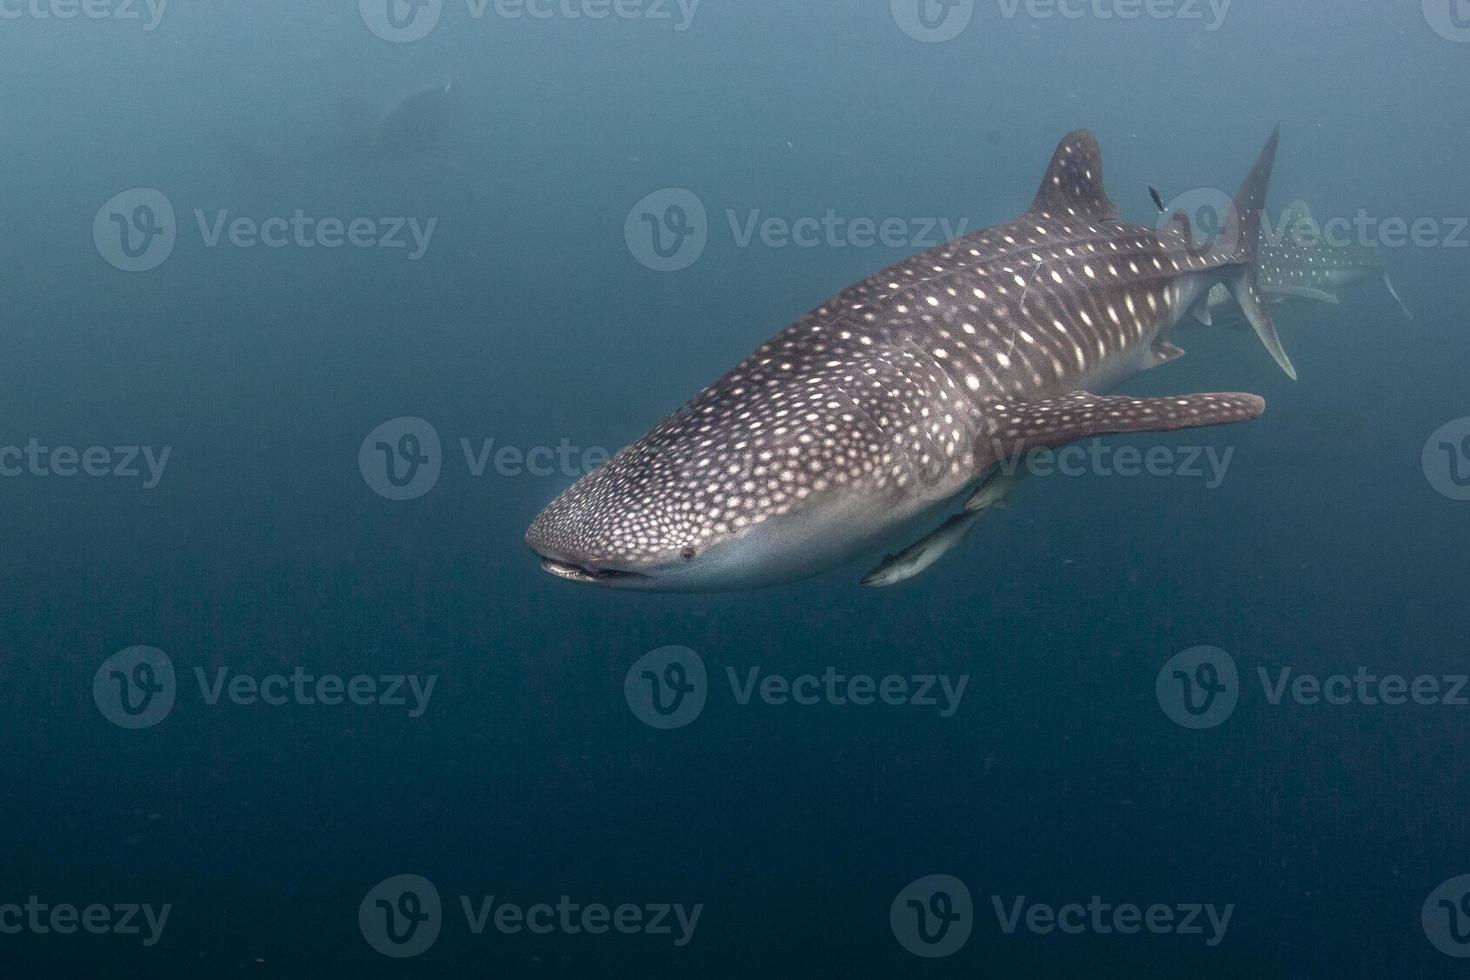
left=214, top=77, right=462, bottom=185
left=860, top=509, right=988, bottom=588
left=861, top=469, right=1021, bottom=587
left=1206, top=200, right=1413, bottom=319
left=318, top=76, right=460, bottom=162
left=527, top=130, right=1288, bottom=591
left=371, top=75, right=456, bottom=153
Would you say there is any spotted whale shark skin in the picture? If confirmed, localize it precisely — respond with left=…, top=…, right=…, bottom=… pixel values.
left=527, top=130, right=1287, bottom=592
left=1206, top=200, right=1412, bottom=320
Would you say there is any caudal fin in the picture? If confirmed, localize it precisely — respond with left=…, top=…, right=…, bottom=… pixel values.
left=1225, top=127, right=1297, bottom=380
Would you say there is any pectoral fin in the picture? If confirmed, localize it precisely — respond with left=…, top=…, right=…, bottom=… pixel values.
left=1150, top=341, right=1187, bottom=368
left=980, top=391, right=1265, bottom=463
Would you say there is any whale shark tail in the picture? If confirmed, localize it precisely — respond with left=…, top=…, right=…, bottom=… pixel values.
left=1222, top=127, right=1297, bottom=380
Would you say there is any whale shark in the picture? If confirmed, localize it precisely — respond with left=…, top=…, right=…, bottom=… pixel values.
left=1205, top=199, right=1413, bottom=321
left=527, top=129, right=1288, bottom=591
left=361, top=76, right=457, bottom=155
left=213, top=77, right=462, bottom=185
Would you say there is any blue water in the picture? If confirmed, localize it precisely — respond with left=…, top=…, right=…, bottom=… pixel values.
left=3, top=1, right=1469, bottom=976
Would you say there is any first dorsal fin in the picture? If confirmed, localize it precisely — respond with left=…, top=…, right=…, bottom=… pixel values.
left=1030, top=130, right=1121, bottom=220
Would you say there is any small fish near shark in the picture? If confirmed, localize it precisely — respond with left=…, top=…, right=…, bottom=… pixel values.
left=1204, top=199, right=1413, bottom=322
left=527, top=128, right=1291, bottom=592
left=860, top=472, right=1021, bottom=588
left=213, top=76, right=463, bottom=185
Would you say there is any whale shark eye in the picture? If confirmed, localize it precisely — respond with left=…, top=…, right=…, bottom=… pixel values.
left=680, top=547, right=698, bottom=562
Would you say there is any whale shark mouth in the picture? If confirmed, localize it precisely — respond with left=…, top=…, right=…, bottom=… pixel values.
left=537, top=558, right=651, bottom=586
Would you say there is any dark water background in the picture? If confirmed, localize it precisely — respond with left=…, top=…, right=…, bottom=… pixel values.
left=2, top=1, right=1468, bottom=976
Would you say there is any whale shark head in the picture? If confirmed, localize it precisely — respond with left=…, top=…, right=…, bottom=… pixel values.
left=524, top=388, right=920, bottom=592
